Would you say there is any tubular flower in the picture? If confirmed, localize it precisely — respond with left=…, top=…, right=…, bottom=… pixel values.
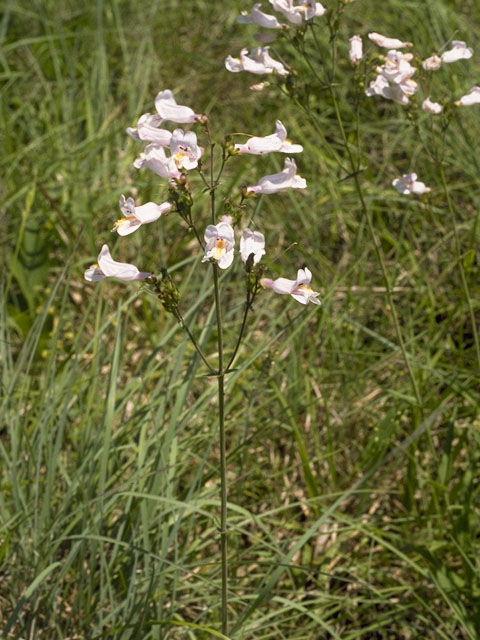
left=238, top=3, right=283, bottom=28
left=441, top=41, right=473, bottom=63
left=392, top=173, right=431, bottom=195
left=113, top=195, right=172, bottom=236
left=234, top=120, right=303, bottom=155
left=202, top=219, right=235, bottom=269
left=368, top=32, right=412, bottom=49
left=269, top=0, right=326, bottom=25
left=349, top=35, right=363, bottom=64
left=366, top=74, right=418, bottom=105
left=126, top=113, right=172, bottom=146
left=225, top=47, right=289, bottom=75
left=246, top=157, right=306, bottom=194
left=422, top=97, right=442, bottom=114
left=134, top=144, right=182, bottom=180
left=240, top=229, right=266, bottom=264
left=84, top=244, right=151, bottom=282
left=455, top=86, right=480, bottom=106
left=422, top=55, right=442, bottom=71
left=261, top=267, right=321, bottom=305
left=378, top=50, right=415, bottom=84
left=154, top=89, right=203, bottom=124
left=170, top=129, right=203, bottom=170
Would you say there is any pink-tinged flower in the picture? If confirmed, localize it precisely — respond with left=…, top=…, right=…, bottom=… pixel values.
left=113, top=195, right=172, bottom=236
left=368, top=32, right=412, bottom=49
left=134, top=144, right=182, bottom=180
left=126, top=113, right=172, bottom=146
left=366, top=75, right=418, bottom=105
left=349, top=35, right=363, bottom=64
left=170, top=129, right=203, bottom=170
left=392, top=173, right=431, bottom=195
left=250, top=82, right=268, bottom=91
left=234, top=120, right=303, bottom=155
left=202, top=219, right=235, bottom=269
left=84, top=244, right=151, bottom=282
left=240, top=229, right=266, bottom=264
left=422, top=55, right=442, bottom=71
left=261, top=267, right=321, bottom=305
left=225, top=47, right=289, bottom=75
left=154, top=90, right=203, bottom=124
left=441, top=41, right=473, bottom=63
left=455, top=86, right=480, bottom=106
left=238, top=3, right=283, bottom=28
left=422, top=97, right=442, bottom=114
left=246, top=157, right=306, bottom=194
left=269, top=0, right=326, bottom=25
left=379, top=50, right=415, bottom=84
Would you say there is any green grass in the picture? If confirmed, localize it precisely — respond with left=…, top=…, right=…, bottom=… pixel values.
left=1, top=0, right=480, bottom=638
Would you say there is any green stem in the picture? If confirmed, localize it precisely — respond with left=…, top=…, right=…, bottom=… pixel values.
left=175, top=311, right=215, bottom=374
left=438, top=162, right=480, bottom=368
left=226, top=287, right=254, bottom=373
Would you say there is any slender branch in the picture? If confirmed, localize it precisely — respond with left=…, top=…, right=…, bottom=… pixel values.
left=174, top=309, right=216, bottom=373
left=437, top=162, right=480, bottom=368
left=226, top=286, right=258, bottom=373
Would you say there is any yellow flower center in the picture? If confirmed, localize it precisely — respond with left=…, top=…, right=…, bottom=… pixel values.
left=114, top=216, right=136, bottom=230
left=213, top=238, right=226, bottom=259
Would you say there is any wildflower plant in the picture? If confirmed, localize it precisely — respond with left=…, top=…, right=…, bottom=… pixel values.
left=84, top=85, right=319, bottom=633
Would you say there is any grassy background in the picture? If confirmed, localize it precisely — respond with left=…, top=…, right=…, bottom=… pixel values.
left=1, top=0, right=479, bottom=638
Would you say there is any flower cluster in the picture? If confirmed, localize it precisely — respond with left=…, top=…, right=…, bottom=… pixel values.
left=84, top=88, right=320, bottom=307
left=359, top=32, right=476, bottom=112
left=225, top=1, right=327, bottom=77
left=347, top=30, right=477, bottom=195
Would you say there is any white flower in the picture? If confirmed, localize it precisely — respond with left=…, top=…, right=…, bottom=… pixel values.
left=113, top=195, right=172, bottom=236
left=234, top=120, right=303, bottom=155
left=368, top=32, right=412, bottom=49
left=379, top=50, right=415, bottom=84
left=170, top=129, right=203, bottom=170
left=269, top=0, right=326, bottom=25
left=261, top=267, right=321, bottom=305
left=240, top=229, right=266, bottom=264
left=225, top=47, right=289, bottom=76
left=238, top=3, right=283, bottom=28
left=246, top=157, right=307, bottom=194
left=422, top=55, right=442, bottom=71
left=455, top=86, right=480, bottom=106
left=366, top=74, right=418, bottom=105
left=392, top=173, right=431, bottom=195
left=349, top=35, right=363, bottom=64
left=84, top=244, right=151, bottom=282
left=422, top=97, right=442, bottom=114
left=154, top=89, right=203, bottom=124
left=134, top=144, right=182, bottom=179
left=441, top=40, right=473, bottom=63
left=202, top=219, right=235, bottom=269
left=126, top=113, right=172, bottom=146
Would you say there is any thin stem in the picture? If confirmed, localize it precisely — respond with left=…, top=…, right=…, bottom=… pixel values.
left=438, top=162, right=480, bottom=368
left=212, top=262, right=228, bottom=635
left=207, top=127, right=229, bottom=634
left=226, top=287, right=255, bottom=372
left=303, top=30, right=422, bottom=406
left=175, top=310, right=215, bottom=374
